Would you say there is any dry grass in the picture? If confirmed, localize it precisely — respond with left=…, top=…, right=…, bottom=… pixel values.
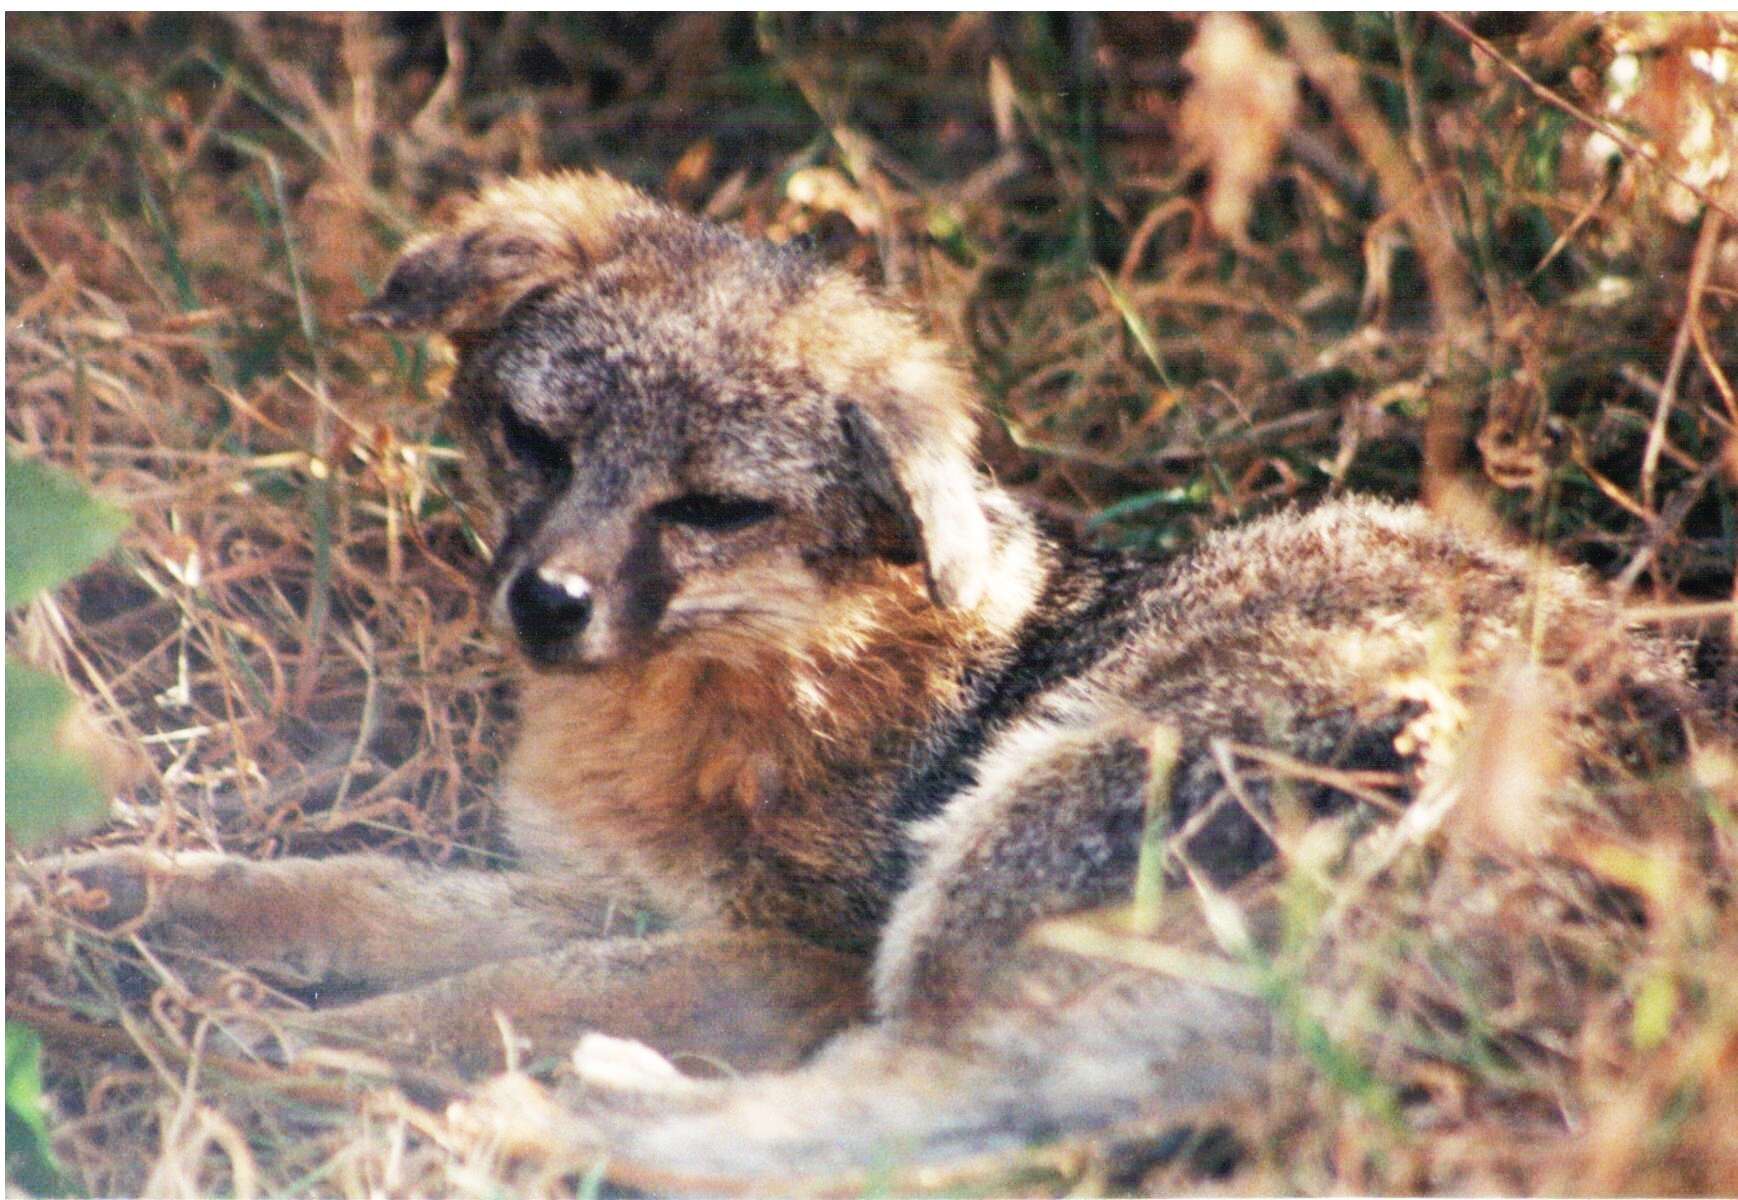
left=6, top=13, right=1737, bottom=1197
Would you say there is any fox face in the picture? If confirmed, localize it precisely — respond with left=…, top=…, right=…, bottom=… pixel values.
left=458, top=273, right=870, bottom=669
left=356, top=172, right=996, bottom=670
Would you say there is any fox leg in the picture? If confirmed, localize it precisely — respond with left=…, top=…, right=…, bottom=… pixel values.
left=272, top=927, right=869, bottom=1075
left=561, top=977, right=1265, bottom=1190
left=873, top=701, right=1418, bottom=1020
left=873, top=719, right=1169, bottom=1019
left=47, top=847, right=648, bottom=991
left=550, top=722, right=1269, bottom=1187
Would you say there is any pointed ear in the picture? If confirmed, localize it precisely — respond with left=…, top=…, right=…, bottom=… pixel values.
left=352, top=171, right=656, bottom=335
left=351, top=227, right=566, bottom=334
left=841, top=401, right=993, bottom=610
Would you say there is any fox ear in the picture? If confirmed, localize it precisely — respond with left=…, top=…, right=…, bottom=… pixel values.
left=353, top=171, right=655, bottom=335
left=841, top=401, right=992, bottom=611
left=352, top=228, right=563, bottom=334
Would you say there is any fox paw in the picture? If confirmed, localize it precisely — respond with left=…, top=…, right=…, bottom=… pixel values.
left=41, top=847, right=167, bottom=929
left=39, top=846, right=242, bottom=936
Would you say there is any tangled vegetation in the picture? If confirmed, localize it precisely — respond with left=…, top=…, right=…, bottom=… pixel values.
left=6, top=13, right=1736, bottom=1196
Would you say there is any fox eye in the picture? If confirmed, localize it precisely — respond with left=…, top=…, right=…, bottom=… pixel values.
left=653, top=493, right=777, bottom=533
left=499, top=406, right=569, bottom=480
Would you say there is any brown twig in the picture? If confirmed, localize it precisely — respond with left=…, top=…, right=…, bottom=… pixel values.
left=1433, top=12, right=1738, bottom=226
left=1279, top=14, right=1483, bottom=503
left=1614, top=451, right=1724, bottom=595
left=1691, top=312, right=1738, bottom=428
left=1526, top=167, right=1619, bottom=283
left=1639, top=209, right=1724, bottom=518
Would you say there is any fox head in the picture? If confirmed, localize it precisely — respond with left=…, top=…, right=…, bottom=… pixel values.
left=357, top=171, right=997, bottom=670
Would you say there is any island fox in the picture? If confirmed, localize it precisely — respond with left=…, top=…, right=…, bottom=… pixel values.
left=53, top=171, right=1700, bottom=1183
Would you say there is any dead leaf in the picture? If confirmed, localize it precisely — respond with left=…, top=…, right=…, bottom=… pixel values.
left=1180, top=14, right=1300, bottom=240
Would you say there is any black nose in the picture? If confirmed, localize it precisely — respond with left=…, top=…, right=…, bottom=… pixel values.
left=506, top=567, right=592, bottom=658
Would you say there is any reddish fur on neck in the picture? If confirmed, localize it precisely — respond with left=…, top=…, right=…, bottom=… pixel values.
left=503, top=564, right=978, bottom=905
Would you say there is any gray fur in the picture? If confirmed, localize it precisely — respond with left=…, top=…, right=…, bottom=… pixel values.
left=44, top=172, right=1701, bottom=1191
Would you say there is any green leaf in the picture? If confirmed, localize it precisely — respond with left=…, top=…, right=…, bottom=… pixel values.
left=6, top=1022, right=71, bottom=1197
left=1093, top=267, right=1175, bottom=389
left=5, top=455, right=129, bottom=610
left=1129, top=724, right=1180, bottom=936
left=4, top=659, right=107, bottom=846
left=1086, top=486, right=1202, bottom=529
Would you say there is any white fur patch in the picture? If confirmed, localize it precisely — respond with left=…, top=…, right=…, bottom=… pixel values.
left=572, top=1033, right=700, bottom=1096
left=538, top=569, right=592, bottom=602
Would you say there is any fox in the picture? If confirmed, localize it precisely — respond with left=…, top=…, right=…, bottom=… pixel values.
left=42, top=170, right=1702, bottom=1187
